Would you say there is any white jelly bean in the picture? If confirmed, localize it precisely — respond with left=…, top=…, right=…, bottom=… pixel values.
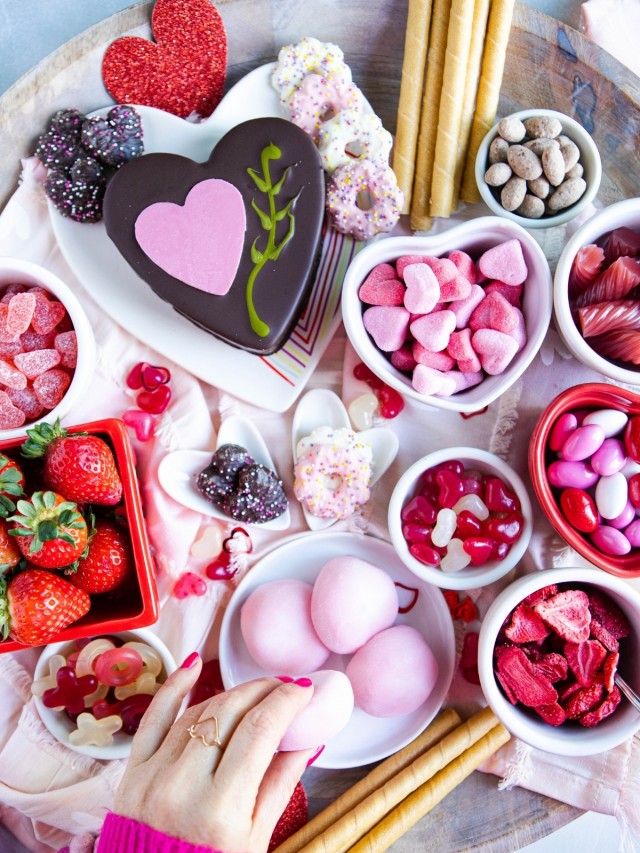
left=590, top=438, right=626, bottom=477
left=440, top=538, right=471, bottom=573
left=561, top=424, right=605, bottom=462
left=432, top=508, right=456, bottom=547
left=452, top=493, right=489, bottom=521
left=348, top=392, right=378, bottom=431
left=594, top=471, right=628, bottom=520
left=583, top=408, right=629, bottom=438
left=590, top=525, right=632, bottom=556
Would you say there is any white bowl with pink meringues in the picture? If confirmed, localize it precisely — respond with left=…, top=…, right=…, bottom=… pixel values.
left=340, top=217, right=552, bottom=414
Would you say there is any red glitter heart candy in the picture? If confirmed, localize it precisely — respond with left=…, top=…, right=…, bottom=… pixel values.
left=102, top=0, right=228, bottom=119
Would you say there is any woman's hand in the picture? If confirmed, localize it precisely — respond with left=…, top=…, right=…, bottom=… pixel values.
left=113, top=654, right=316, bottom=852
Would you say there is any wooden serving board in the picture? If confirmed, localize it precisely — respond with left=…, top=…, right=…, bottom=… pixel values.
left=1, top=1, right=638, bottom=850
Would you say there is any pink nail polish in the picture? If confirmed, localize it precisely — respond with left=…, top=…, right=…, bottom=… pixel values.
left=294, top=677, right=313, bottom=688
left=276, top=676, right=294, bottom=683
left=180, top=652, right=200, bottom=669
left=306, top=745, right=325, bottom=767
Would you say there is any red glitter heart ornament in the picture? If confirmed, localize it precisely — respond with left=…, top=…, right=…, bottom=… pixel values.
left=102, top=0, right=227, bottom=119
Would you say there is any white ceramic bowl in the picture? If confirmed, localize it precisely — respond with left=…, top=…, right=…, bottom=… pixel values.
left=478, top=568, right=640, bottom=756
left=553, top=196, right=640, bottom=385
left=33, top=628, right=176, bottom=760
left=0, top=257, right=96, bottom=439
left=474, top=108, right=602, bottom=229
left=388, top=447, right=533, bottom=590
left=341, top=218, right=552, bottom=414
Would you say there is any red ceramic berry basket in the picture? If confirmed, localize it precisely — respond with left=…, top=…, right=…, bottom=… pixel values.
left=529, top=383, right=640, bottom=578
left=0, top=418, right=158, bottom=652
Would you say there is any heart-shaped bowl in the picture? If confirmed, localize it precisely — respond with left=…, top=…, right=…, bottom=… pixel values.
left=33, top=628, right=175, bottom=760
left=0, top=257, right=96, bottom=439
left=553, top=197, right=640, bottom=385
left=529, top=382, right=640, bottom=578
left=341, top=217, right=552, bottom=413
left=478, top=568, right=640, bottom=756
left=388, top=447, right=533, bottom=590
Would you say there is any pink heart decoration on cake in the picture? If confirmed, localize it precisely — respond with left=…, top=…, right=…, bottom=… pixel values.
left=134, top=179, right=245, bottom=296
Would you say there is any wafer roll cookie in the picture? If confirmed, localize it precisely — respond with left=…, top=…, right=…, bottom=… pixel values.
left=429, top=0, right=476, bottom=218
left=410, top=0, right=451, bottom=231
left=275, top=709, right=461, bottom=853
left=350, top=723, right=512, bottom=853
left=394, top=0, right=434, bottom=213
left=460, top=0, right=516, bottom=202
left=452, top=0, right=491, bottom=206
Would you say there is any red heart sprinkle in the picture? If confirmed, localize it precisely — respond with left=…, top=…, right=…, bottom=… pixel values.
left=137, top=384, right=171, bottom=414
left=102, top=0, right=227, bottom=119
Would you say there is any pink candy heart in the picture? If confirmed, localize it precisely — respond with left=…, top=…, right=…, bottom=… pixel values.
left=0, top=390, right=26, bottom=429
left=448, top=250, right=477, bottom=284
left=478, top=239, right=528, bottom=286
left=410, top=310, right=456, bottom=352
left=173, top=571, right=207, bottom=599
left=423, top=258, right=471, bottom=302
left=470, top=291, right=518, bottom=334
left=450, top=284, right=485, bottom=329
left=358, top=264, right=405, bottom=306
left=412, top=342, right=455, bottom=371
left=472, top=329, right=519, bottom=375
left=412, top=364, right=457, bottom=397
left=396, top=255, right=429, bottom=279
left=363, top=305, right=410, bottom=352
left=403, top=263, right=440, bottom=314
left=447, top=328, right=481, bottom=373
left=123, top=408, right=156, bottom=441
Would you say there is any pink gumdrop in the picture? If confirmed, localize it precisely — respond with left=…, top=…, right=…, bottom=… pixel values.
left=443, top=370, right=483, bottom=394
left=390, top=344, right=417, bottom=373
left=94, top=648, right=144, bottom=687
left=547, top=460, right=599, bottom=489
left=449, top=285, right=485, bottom=330
left=448, top=328, right=481, bottom=373
left=311, top=556, right=399, bottom=654
left=402, top=264, right=440, bottom=314
left=412, top=342, right=456, bottom=371
left=623, top=519, right=640, bottom=547
left=0, top=358, right=27, bottom=390
left=448, top=249, right=477, bottom=284
left=0, top=390, right=26, bottom=429
left=54, top=331, right=78, bottom=368
left=345, top=625, right=439, bottom=717
left=549, top=412, right=578, bottom=452
left=477, top=239, right=528, bottom=286
left=410, top=310, right=456, bottom=352
left=396, top=255, right=430, bottom=279
left=423, top=257, right=471, bottom=301
left=471, top=328, right=518, bottom=375
left=31, top=294, right=67, bottom=334
left=33, top=368, right=71, bottom=409
left=483, top=281, right=523, bottom=307
left=561, top=424, right=605, bottom=462
left=590, top=525, right=632, bottom=556
left=363, top=305, right=410, bottom=352
left=6, top=293, right=36, bottom=336
left=14, top=348, right=61, bottom=379
left=241, top=579, right=330, bottom=674
left=279, top=670, right=354, bottom=751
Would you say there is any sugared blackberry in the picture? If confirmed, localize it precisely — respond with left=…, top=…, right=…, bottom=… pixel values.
left=81, top=105, right=144, bottom=167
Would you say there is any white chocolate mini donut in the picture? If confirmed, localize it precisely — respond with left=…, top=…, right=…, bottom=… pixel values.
left=317, top=109, right=393, bottom=173
left=294, top=431, right=372, bottom=519
left=272, top=36, right=353, bottom=107
left=326, top=159, right=403, bottom=241
left=289, top=73, right=364, bottom=140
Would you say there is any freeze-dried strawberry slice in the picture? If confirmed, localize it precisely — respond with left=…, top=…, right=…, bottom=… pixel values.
left=534, top=589, right=591, bottom=643
left=562, top=682, right=605, bottom=719
left=578, top=299, right=640, bottom=338
left=573, top=256, right=640, bottom=308
left=564, top=639, right=607, bottom=686
left=496, top=646, right=558, bottom=708
left=587, top=589, right=631, bottom=639
left=527, top=650, right=569, bottom=683
left=569, top=244, right=605, bottom=296
left=602, top=651, right=619, bottom=693
left=590, top=619, right=619, bottom=652
left=522, top=584, right=558, bottom=607
left=535, top=702, right=566, bottom=726
left=603, top=226, right=640, bottom=263
left=579, top=686, right=622, bottom=728
left=504, top=603, right=550, bottom=644
left=559, top=679, right=582, bottom=702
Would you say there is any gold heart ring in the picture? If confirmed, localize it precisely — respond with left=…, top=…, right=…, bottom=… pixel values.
left=187, top=716, right=222, bottom=748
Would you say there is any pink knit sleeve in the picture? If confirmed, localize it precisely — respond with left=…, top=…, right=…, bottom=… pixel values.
left=95, top=812, right=230, bottom=853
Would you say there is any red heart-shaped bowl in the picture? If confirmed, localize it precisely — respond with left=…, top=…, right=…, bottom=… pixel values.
left=529, top=383, right=640, bottom=577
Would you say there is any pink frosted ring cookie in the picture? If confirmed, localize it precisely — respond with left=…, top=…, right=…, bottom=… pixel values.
left=317, top=109, right=393, bottom=174
left=294, top=442, right=372, bottom=519
left=289, top=73, right=364, bottom=140
left=271, top=36, right=353, bottom=106
left=326, top=159, right=403, bottom=241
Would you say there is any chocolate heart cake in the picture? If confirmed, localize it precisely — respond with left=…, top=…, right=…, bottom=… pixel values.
left=103, top=117, right=325, bottom=354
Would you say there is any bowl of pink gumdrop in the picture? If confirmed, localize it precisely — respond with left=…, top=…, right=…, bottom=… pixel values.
left=388, top=447, right=533, bottom=590
left=529, top=382, right=640, bottom=578
left=341, top=217, right=552, bottom=414
left=478, top=567, right=640, bottom=756
left=553, top=197, right=640, bottom=386
left=32, top=628, right=175, bottom=760
left=0, top=258, right=95, bottom=439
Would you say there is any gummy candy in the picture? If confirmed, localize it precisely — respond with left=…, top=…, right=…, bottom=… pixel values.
left=75, top=637, right=116, bottom=677
left=348, top=392, right=377, bottom=430
left=42, top=666, right=98, bottom=714
left=119, top=693, right=154, bottom=735
left=31, top=653, right=66, bottom=697
left=114, top=671, right=162, bottom=701
left=94, top=647, right=144, bottom=686
left=122, top=641, right=163, bottom=677
left=33, top=368, right=71, bottom=408
left=68, top=712, right=123, bottom=747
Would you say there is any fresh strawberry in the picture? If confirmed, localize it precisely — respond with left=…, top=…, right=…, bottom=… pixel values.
left=67, top=519, right=131, bottom=594
left=0, top=518, right=21, bottom=571
left=9, top=491, right=88, bottom=569
left=21, top=419, right=122, bottom=505
left=0, top=453, right=25, bottom=517
left=0, top=568, right=90, bottom=645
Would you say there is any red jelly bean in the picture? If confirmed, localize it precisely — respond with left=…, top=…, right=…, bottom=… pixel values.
left=421, top=460, right=464, bottom=487
left=402, top=522, right=433, bottom=545
left=376, top=385, right=405, bottom=418
left=490, top=540, right=511, bottom=560
left=484, top=476, right=521, bottom=513
left=462, top=537, right=494, bottom=566
left=559, top=487, right=599, bottom=533
left=137, top=384, right=171, bottom=414
left=435, top=469, right=464, bottom=508
left=628, top=474, right=640, bottom=509
left=460, top=474, right=482, bottom=496
left=483, top=511, right=524, bottom=544
left=409, top=542, right=441, bottom=567
left=401, top=495, right=437, bottom=525
left=624, top=416, right=640, bottom=463
left=455, top=510, right=482, bottom=539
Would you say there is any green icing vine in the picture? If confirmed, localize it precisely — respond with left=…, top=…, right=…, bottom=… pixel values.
left=246, top=143, right=299, bottom=338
